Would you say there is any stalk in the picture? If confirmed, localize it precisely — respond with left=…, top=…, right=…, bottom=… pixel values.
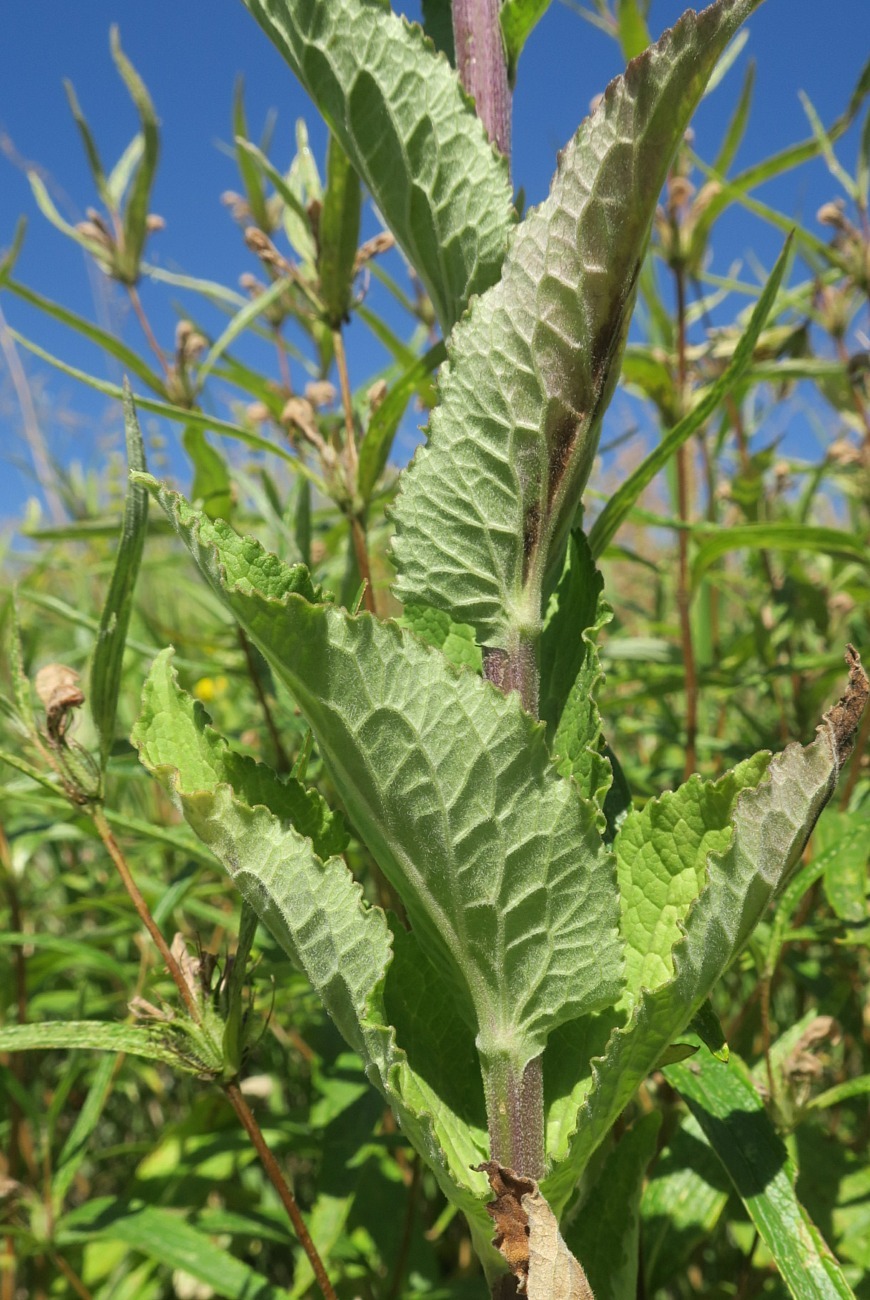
left=451, top=0, right=512, bottom=162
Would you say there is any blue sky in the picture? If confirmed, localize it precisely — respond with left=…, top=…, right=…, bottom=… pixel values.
left=1, top=1, right=868, bottom=526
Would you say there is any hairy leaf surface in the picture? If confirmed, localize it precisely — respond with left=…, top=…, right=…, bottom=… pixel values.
left=544, top=714, right=848, bottom=1212
left=392, top=0, right=764, bottom=648
left=134, top=650, right=496, bottom=1236
left=240, top=0, right=513, bottom=333
left=140, top=479, right=623, bottom=1073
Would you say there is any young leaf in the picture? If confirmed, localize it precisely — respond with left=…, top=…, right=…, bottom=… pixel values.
left=399, top=603, right=483, bottom=672
left=232, top=77, right=273, bottom=232
left=666, top=1052, right=857, bottom=1299
left=500, top=0, right=554, bottom=84
left=393, top=0, right=764, bottom=651
left=240, top=0, right=513, bottom=332
left=543, top=652, right=867, bottom=1212
left=356, top=341, right=445, bottom=502
left=540, top=532, right=614, bottom=814
left=183, top=427, right=233, bottom=522
left=139, top=479, right=623, bottom=1075
left=318, top=133, right=362, bottom=328
left=0, top=1021, right=202, bottom=1072
left=89, top=383, right=148, bottom=776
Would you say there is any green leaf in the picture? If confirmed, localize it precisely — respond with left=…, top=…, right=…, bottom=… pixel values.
left=110, top=26, right=160, bottom=280
left=541, top=532, right=614, bottom=816
left=421, top=0, right=455, bottom=65
left=140, top=480, right=623, bottom=1074
left=691, top=524, right=869, bottom=590
left=7, top=325, right=329, bottom=494
left=566, top=1112, right=661, bottom=1300
left=233, top=77, right=273, bottom=231
left=182, top=427, right=233, bottom=521
left=393, top=0, right=763, bottom=649
left=89, top=383, right=148, bottom=776
left=196, top=276, right=293, bottom=387
left=318, top=133, right=362, bottom=328
left=616, top=0, right=652, bottom=59
left=1, top=275, right=166, bottom=395
left=133, top=649, right=492, bottom=1231
left=240, top=0, right=513, bottom=333
left=398, top=603, right=482, bottom=672
left=356, top=342, right=445, bottom=502
left=500, top=0, right=554, bottom=83
left=813, top=806, right=868, bottom=923
left=63, top=79, right=108, bottom=207
left=544, top=700, right=853, bottom=1213
left=640, top=1112, right=730, bottom=1294
left=53, top=1054, right=117, bottom=1212
left=666, top=1051, right=857, bottom=1300
left=57, top=1200, right=290, bottom=1300
left=589, top=235, right=790, bottom=560
left=134, top=650, right=383, bottom=1058
left=0, top=1021, right=201, bottom=1073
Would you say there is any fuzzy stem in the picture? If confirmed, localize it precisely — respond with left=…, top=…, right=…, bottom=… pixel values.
left=451, top=0, right=512, bottom=161
left=482, top=1052, right=545, bottom=1179
left=673, top=263, right=697, bottom=781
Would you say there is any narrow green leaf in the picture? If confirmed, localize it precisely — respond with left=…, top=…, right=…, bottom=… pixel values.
left=813, top=806, right=868, bottom=923
left=2, top=275, right=166, bottom=395
left=666, top=1052, right=856, bottom=1300
left=110, top=26, right=159, bottom=278
left=712, top=56, right=756, bottom=175
left=233, top=78, right=272, bottom=231
left=566, top=1112, right=662, bottom=1300
left=26, top=171, right=113, bottom=264
left=357, top=342, right=445, bottom=501
left=107, top=134, right=145, bottom=209
left=196, top=277, right=292, bottom=387
left=0, top=1021, right=198, bottom=1072
left=589, top=235, right=790, bottom=560
left=183, top=427, right=233, bottom=521
left=318, top=134, right=362, bottom=328
left=8, top=590, right=36, bottom=735
left=6, top=327, right=329, bottom=493
left=89, top=383, right=148, bottom=776
left=140, top=480, right=623, bottom=1072
left=692, top=523, right=868, bottom=590
left=240, top=0, right=513, bottom=332
left=56, top=1200, right=290, bottom=1300
left=53, top=1054, right=117, bottom=1212
left=394, top=0, right=764, bottom=648
left=808, top=1075, right=870, bottom=1112
left=63, top=80, right=109, bottom=207
left=616, top=0, right=652, bottom=59
left=500, top=0, right=554, bottom=83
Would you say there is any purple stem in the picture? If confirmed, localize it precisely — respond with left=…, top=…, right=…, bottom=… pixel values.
left=451, top=0, right=512, bottom=162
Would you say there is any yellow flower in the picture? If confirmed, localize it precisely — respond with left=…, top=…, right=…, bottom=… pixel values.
left=193, top=675, right=228, bottom=703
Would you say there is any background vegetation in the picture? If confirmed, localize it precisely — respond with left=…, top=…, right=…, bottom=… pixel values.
left=1, top=2, right=869, bottom=1296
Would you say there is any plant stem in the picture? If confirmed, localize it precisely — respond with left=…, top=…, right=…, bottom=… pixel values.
left=127, top=284, right=170, bottom=380
left=673, top=263, right=697, bottom=779
left=451, top=0, right=512, bottom=161
left=483, top=629, right=539, bottom=718
left=840, top=695, right=870, bottom=808
left=223, top=1080, right=338, bottom=1300
left=348, top=512, right=378, bottom=615
left=90, top=805, right=202, bottom=1023
left=388, top=1155, right=421, bottom=1300
left=482, top=1053, right=544, bottom=1178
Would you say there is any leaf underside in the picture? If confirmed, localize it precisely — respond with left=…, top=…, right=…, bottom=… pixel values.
left=392, top=0, right=764, bottom=648
left=140, top=478, right=623, bottom=1076
left=240, top=0, right=513, bottom=333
